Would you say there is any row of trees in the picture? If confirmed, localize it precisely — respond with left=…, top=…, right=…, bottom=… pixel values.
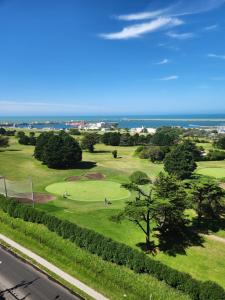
left=17, top=131, right=37, bottom=146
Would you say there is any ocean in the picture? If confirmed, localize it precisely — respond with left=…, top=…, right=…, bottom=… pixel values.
left=1, top=115, right=225, bottom=129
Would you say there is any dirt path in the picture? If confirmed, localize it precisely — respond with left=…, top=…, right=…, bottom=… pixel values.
left=205, top=234, right=225, bottom=244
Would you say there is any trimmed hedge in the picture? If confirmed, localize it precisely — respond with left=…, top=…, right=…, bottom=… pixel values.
left=0, top=196, right=224, bottom=300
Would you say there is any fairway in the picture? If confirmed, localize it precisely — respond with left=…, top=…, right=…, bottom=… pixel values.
left=197, top=167, right=225, bottom=178
left=46, top=180, right=131, bottom=202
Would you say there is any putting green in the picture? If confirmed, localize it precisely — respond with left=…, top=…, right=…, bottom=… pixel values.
left=45, top=180, right=130, bottom=202
left=197, top=167, right=225, bottom=178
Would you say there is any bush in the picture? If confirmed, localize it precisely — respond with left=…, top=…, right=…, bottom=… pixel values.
left=112, top=150, right=118, bottom=158
left=129, top=171, right=150, bottom=185
left=0, top=196, right=225, bottom=300
left=205, top=150, right=225, bottom=161
left=0, top=135, right=9, bottom=148
left=199, top=281, right=225, bottom=300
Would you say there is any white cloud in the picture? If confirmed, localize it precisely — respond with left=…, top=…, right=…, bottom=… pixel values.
left=156, top=58, right=170, bottom=65
left=117, top=8, right=169, bottom=21
left=167, top=31, right=194, bottom=40
left=116, top=0, right=225, bottom=22
left=100, top=17, right=183, bottom=40
left=159, top=75, right=179, bottom=81
left=208, top=53, right=225, bottom=60
left=204, top=24, right=218, bottom=31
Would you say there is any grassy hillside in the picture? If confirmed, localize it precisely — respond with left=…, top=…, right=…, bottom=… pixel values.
left=0, top=136, right=225, bottom=289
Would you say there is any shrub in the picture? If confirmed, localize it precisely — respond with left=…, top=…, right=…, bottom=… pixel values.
left=129, top=171, right=150, bottom=185
left=205, top=150, right=225, bottom=161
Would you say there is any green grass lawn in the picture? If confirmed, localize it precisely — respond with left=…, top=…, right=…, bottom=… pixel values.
left=46, top=180, right=130, bottom=202
left=196, top=160, right=225, bottom=178
left=1, top=137, right=225, bottom=289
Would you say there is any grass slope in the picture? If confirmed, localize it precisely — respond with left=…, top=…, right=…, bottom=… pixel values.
left=0, top=210, right=190, bottom=300
left=1, top=137, right=225, bottom=288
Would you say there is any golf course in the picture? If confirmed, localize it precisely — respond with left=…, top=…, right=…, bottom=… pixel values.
left=1, top=135, right=225, bottom=292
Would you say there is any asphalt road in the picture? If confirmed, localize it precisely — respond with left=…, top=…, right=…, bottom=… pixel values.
left=0, top=246, right=82, bottom=300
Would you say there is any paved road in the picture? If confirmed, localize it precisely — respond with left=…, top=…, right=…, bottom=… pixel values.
left=0, top=246, right=82, bottom=300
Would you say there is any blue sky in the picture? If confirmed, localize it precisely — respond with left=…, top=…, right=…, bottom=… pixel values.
left=0, top=0, right=225, bottom=116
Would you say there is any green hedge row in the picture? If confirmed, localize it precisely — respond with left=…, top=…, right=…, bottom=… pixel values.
left=0, top=196, right=224, bottom=300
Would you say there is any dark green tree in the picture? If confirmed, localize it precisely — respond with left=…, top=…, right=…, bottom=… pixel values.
left=69, top=128, right=81, bottom=136
left=190, top=178, right=225, bottom=222
left=151, top=127, right=180, bottom=146
left=18, top=135, right=30, bottom=145
left=0, top=135, right=9, bottom=148
left=129, top=171, right=150, bottom=185
left=119, top=133, right=134, bottom=146
left=215, top=136, right=225, bottom=150
left=164, top=144, right=197, bottom=179
left=113, top=183, right=157, bottom=251
left=112, top=150, right=118, bottom=158
left=154, top=173, right=189, bottom=235
left=81, top=133, right=99, bottom=152
left=16, top=131, right=25, bottom=139
left=34, top=132, right=52, bottom=160
left=149, top=146, right=166, bottom=163
left=34, top=132, right=82, bottom=168
left=179, top=140, right=203, bottom=161
left=0, top=128, right=6, bottom=135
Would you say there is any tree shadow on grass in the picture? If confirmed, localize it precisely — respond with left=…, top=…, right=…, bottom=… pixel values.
left=136, top=241, right=158, bottom=255
left=156, top=227, right=205, bottom=257
left=192, top=215, right=225, bottom=235
left=43, top=161, right=97, bottom=170
left=93, top=150, right=111, bottom=154
left=75, top=161, right=97, bottom=169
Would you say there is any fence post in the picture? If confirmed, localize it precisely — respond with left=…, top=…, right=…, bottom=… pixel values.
left=30, top=177, right=34, bottom=208
left=3, top=177, right=7, bottom=198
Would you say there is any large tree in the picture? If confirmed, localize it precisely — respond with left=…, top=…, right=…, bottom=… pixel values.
left=190, top=178, right=225, bottom=222
left=114, top=183, right=156, bottom=251
left=0, top=135, right=9, bottom=148
left=154, top=173, right=189, bottom=235
left=113, top=173, right=188, bottom=251
left=151, top=127, right=180, bottom=146
left=81, top=133, right=99, bottom=152
left=34, top=132, right=82, bottom=168
left=164, top=144, right=197, bottom=179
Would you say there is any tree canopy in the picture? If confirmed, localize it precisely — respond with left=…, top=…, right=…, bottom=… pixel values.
left=164, top=143, right=197, bottom=179
left=34, top=131, right=82, bottom=169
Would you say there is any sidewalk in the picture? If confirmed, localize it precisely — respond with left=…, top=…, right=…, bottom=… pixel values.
left=0, top=234, right=108, bottom=300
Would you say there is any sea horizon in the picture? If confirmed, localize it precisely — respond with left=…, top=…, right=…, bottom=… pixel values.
left=1, top=114, right=225, bottom=129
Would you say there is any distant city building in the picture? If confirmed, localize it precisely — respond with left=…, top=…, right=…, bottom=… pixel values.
left=218, top=126, right=225, bottom=134
left=130, top=126, right=156, bottom=134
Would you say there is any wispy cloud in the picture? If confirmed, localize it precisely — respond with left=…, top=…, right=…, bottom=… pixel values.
left=115, top=0, right=225, bottom=21
left=167, top=31, right=195, bottom=40
left=117, top=8, right=170, bottom=21
left=159, top=75, right=179, bottom=81
left=204, top=24, right=218, bottom=31
left=101, top=0, right=225, bottom=41
left=100, top=17, right=183, bottom=40
left=208, top=53, right=225, bottom=60
left=155, top=58, right=170, bottom=65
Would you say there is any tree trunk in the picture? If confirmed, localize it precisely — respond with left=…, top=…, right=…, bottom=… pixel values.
left=146, top=212, right=151, bottom=251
